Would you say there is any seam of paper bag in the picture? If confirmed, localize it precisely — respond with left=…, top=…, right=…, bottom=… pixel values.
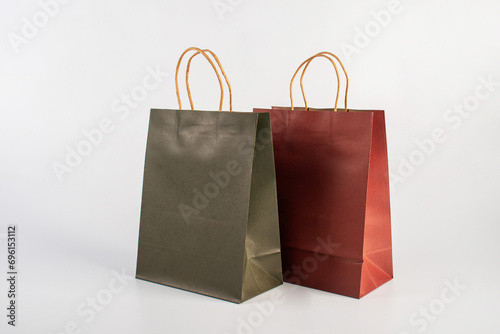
left=361, top=112, right=375, bottom=264
left=216, top=111, right=219, bottom=139
left=281, top=246, right=363, bottom=263
left=362, top=256, right=377, bottom=290
left=364, top=256, right=392, bottom=280
left=239, top=114, right=259, bottom=302
left=285, top=109, right=290, bottom=145
left=364, top=247, right=392, bottom=255
left=175, top=109, right=180, bottom=140
left=329, top=110, right=333, bottom=144
left=248, top=254, right=282, bottom=284
left=145, top=243, right=240, bottom=265
left=247, top=257, right=281, bottom=295
left=248, top=249, right=281, bottom=259
left=248, top=259, right=264, bottom=294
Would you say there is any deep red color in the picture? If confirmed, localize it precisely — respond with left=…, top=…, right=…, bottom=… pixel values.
left=253, top=107, right=393, bottom=298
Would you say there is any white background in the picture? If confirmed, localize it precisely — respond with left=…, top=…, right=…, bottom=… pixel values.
left=1, top=0, right=500, bottom=333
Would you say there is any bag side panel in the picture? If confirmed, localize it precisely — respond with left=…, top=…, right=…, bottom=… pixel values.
left=241, top=112, right=283, bottom=302
left=360, top=110, right=393, bottom=298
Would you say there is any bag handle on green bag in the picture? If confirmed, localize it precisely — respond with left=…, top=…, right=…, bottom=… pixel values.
left=185, top=49, right=233, bottom=112
left=175, top=47, right=227, bottom=112
left=175, top=47, right=233, bottom=112
left=290, top=51, right=349, bottom=112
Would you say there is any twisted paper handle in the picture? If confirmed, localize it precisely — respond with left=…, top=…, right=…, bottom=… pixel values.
left=175, top=47, right=232, bottom=112
left=290, top=51, right=349, bottom=111
left=185, top=49, right=233, bottom=112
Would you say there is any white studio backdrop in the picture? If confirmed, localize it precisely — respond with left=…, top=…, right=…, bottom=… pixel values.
left=1, top=0, right=499, bottom=333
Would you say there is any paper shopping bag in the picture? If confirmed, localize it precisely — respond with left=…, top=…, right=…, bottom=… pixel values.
left=254, top=52, right=393, bottom=298
left=136, top=48, right=282, bottom=303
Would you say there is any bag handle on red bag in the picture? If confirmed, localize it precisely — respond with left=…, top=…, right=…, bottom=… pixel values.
left=175, top=47, right=229, bottom=112
left=300, top=52, right=349, bottom=111
left=290, top=51, right=349, bottom=112
left=185, top=49, right=233, bottom=112
left=291, top=54, right=340, bottom=111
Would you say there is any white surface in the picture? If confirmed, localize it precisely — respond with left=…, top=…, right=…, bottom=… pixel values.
left=1, top=0, right=500, bottom=333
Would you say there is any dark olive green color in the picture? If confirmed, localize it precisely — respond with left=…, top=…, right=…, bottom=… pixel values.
left=136, top=109, right=282, bottom=303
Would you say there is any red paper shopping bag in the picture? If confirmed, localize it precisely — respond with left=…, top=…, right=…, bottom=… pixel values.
left=254, top=52, right=393, bottom=298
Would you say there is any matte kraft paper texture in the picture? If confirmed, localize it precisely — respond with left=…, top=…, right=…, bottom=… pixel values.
left=136, top=109, right=282, bottom=303
left=254, top=106, right=393, bottom=298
